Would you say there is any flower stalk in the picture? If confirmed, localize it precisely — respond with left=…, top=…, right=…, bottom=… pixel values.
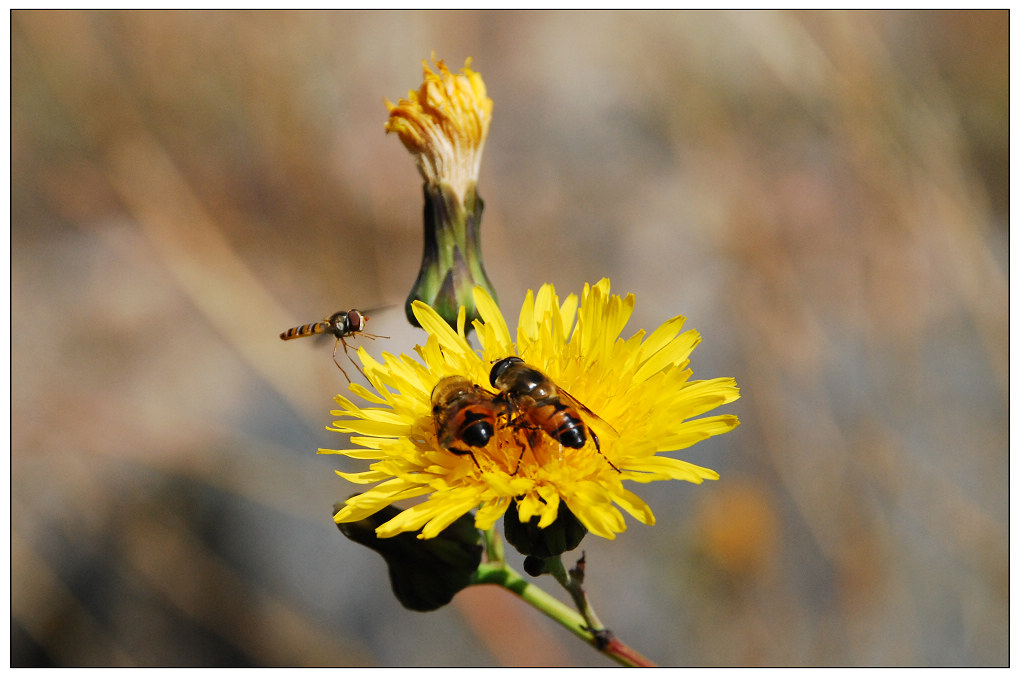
left=545, top=554, right=607, bottom=641
left=470, top=555, right=656, bottom=667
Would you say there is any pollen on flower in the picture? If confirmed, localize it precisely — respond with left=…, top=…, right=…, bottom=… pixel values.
left=321, top=280, right=740, bottom=541
left=385, top=56, right=492, bottom=197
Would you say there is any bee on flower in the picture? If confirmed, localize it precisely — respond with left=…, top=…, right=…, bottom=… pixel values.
left=322, top=279, right=740, bottom=542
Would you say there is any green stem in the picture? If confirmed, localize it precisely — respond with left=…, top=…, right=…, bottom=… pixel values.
left=471, top=562, right=593, bottom=644
left=543, top=555, right=607, bottom=636
left=482, top=525, right=505, bottom=565
left=470, top=561, right=657, bottom=667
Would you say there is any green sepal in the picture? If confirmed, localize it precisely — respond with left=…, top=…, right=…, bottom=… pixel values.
left=404, top=183, right=497, bottom=332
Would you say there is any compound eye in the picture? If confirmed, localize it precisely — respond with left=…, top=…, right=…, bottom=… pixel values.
left=462, top=420, right=494, bottom=448
left=347, top=310, right=364, bottom=331
left=489, top=356, right=522, bottom=387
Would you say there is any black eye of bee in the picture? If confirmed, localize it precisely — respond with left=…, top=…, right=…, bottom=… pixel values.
left=460, top=412, right=494, bottom=447
left=489, top=356, right=523, bottom=387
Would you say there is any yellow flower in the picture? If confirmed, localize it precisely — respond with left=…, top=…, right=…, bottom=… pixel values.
left=322, top=279, right=740, bottom=541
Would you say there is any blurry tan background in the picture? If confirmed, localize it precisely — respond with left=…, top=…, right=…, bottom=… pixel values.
left=11, top=9, right=1007, bottom=667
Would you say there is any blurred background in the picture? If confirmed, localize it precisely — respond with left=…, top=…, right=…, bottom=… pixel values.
left=11, top=10, right=1008, bottom=667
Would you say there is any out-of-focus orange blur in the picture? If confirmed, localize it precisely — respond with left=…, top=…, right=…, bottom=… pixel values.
left=11, top=10, right=1007, bottom=666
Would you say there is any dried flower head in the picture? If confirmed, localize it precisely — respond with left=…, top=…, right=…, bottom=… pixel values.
left=386, top=56, right=497, bottom=331
left=385, top=56, right=492, bottom=198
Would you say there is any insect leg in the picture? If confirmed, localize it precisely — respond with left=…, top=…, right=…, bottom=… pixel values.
left=448, top=446, right=481, bottom=469
left=589, top=430, right=621, bottom=473
left=509, top=418, right=544, bottom=476
left=331, top=338, right=353, bottom=383
left=333, top=336, right=368, bottom=382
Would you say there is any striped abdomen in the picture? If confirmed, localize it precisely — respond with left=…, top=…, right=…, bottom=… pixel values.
left=279, top=321, right=330, bottom=341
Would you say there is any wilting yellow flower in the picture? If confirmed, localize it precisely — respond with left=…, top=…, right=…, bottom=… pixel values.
left=323, top=280, right=740, bottom=541
left=385, top=56, right=492, bottom=197
left=386, top=56, right=497, bottom=331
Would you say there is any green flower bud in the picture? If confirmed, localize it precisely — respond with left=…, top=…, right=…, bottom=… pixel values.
left=503, top=500, right=588, bottom=560
left=404, top=183, right=497, bottom=330
left=335, top=499, right=483, bottom=612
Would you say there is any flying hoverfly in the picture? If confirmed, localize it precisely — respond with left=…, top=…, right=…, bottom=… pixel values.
left=279, top=309, right=386, bottom=382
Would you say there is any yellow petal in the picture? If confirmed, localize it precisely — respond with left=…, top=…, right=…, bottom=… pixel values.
left=335, top=469, right=393, bottom=484
left=412, top=300, right=472, bottom=355
left=517, top=288, right=536, bottom=343
left=322, top=448, right=388, bottom=460
left=419, top=493, right=485, bottom=539
left=474, top=285, right=511, bottom=353
left=330, top=417, right=408, bottom=438
left=657, top=415, right=741, bottom=450
left=626, top=455, right=720, bottom=483
left=612, top=488, right=656, bottom=525
left=475, top=497, right=512, bottom=530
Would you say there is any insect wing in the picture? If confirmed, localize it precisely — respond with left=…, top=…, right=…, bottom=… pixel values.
left=555, top=384, right=619, bottom=439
